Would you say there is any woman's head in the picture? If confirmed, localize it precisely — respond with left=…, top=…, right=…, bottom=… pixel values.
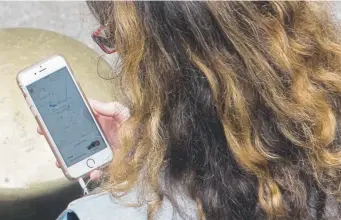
left=89, top=2, right=341, bottom=219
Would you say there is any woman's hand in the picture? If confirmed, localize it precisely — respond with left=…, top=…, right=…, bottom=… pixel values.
left=37, top=99, right=130, bottom=180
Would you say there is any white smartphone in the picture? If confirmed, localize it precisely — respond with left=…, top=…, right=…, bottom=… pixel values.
left=17, top=55, right=113, bottom=180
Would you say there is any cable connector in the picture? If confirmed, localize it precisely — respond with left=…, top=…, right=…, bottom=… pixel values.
left=78, top=178, right=89, bottom=195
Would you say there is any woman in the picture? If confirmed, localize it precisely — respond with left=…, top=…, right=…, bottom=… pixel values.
left=54, top=1, right=341, bottom=219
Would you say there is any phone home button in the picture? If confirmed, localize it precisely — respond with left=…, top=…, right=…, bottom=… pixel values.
left=86, top=158, right=95, bottom=168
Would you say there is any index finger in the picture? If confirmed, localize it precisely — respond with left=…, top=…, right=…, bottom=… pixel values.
left=37, top=126, right=43, bottom=135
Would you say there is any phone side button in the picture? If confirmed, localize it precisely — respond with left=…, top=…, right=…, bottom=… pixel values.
left=21, top=88, right=27, bottom=98
left=30, top=106, right=37, bottom=116
left=86, top=158, right=96, bottom=168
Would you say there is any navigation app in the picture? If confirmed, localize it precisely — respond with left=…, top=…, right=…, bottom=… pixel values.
left=27, top=67, right=107, bottom=167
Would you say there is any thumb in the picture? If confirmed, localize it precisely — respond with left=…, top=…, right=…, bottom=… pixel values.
left=90, top=100, right=130, bottom=121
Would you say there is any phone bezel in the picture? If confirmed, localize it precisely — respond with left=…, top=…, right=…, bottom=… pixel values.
left=17, top=55, right=113, bottom=179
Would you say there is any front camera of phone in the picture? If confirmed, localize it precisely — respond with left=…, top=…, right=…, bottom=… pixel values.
left=34, top=73, right=36, bottom=75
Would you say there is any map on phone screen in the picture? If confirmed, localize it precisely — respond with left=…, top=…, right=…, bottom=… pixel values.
left=27, top=67, right=107, bottom=166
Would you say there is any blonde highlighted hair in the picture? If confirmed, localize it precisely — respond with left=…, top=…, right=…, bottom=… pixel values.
left=89, top=1, right=341, bottom=219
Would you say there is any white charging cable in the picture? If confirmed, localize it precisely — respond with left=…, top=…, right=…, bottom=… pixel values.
left=78, top=178, right=89, bottom=195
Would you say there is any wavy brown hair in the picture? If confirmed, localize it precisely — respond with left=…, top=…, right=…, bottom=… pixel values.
left=88, top=1, right=341, bottom=219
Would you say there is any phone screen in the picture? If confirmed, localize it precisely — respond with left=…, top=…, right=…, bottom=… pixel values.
left=27, top=67, right=107, bottom=167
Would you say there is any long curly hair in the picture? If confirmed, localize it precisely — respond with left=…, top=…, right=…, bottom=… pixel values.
left=88, top=1, right=341, bottom=219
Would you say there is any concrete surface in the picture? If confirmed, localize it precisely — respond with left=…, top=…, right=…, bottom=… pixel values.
left=0, top=1, right=119, bottom=65
left=0, top=1, right=101, bottom=55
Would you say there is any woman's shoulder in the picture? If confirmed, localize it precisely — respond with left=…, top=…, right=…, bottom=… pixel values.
left=57, top=191, right=148, bottom=220
left=57, top=189, right=197, bottom=220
